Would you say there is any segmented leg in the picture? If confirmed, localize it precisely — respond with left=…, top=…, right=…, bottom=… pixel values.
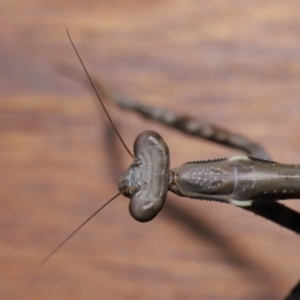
left=111, top=94, right=271, bottom=160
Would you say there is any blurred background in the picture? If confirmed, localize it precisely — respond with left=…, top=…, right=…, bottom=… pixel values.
left=1, top=0, right=300, bottom=299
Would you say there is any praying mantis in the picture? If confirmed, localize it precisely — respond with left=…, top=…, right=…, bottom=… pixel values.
left=40, top=32, right=300, bottom=276
left=38, top=30, right=300, bottom=299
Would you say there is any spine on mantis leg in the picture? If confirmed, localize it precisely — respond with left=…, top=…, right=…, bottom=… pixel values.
left=169, top=156, right=300, bottom=206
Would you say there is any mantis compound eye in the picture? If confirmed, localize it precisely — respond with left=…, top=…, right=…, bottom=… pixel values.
left=118, top=131, right=170, bottom=222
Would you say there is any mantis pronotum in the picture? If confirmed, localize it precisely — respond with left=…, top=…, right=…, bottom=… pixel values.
left=40, top=31, right=300, bottom=268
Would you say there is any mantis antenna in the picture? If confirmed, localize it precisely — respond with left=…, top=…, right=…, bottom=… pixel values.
left=39, top=30, right=136, bottom=268
left=39, top=189, right=128, bottom=268
left=66, top=29, right=135, bottom=161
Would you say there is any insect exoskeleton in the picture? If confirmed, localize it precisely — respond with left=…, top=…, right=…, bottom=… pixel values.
left=118, top=131, right=170, bottom=222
